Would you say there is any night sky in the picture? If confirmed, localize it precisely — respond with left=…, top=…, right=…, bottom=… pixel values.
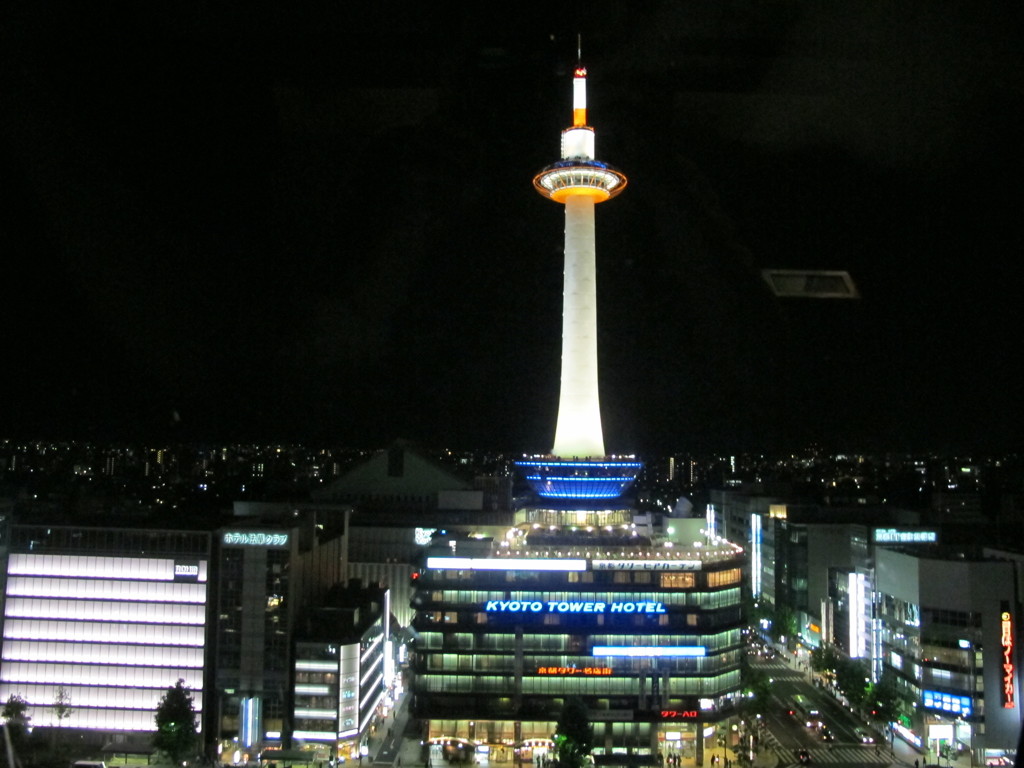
left=2, top=2, right=1022, bottom=454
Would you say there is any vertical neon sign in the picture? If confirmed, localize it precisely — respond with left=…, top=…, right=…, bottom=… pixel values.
left=1001, top=609, right=1015, bottom=709
left=751, top=514, right=762, bottom=597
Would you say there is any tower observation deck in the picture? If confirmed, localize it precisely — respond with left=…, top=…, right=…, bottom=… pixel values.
left=520, top=63, right=640, bottom=501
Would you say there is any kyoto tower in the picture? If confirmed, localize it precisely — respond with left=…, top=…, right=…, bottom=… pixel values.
left=518, top=58, right=641, bottom=501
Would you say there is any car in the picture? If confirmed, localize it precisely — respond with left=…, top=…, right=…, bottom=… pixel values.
left=796, top=749, right=811, bottom=764
left=819, top=726, right=835, bottom=742
left=853, top=727, right=875, bottom=744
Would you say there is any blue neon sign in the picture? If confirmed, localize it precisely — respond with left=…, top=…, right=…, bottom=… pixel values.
left=593, top=646, right=706, bottom=657
left=923, top=690, right=972, bottom=717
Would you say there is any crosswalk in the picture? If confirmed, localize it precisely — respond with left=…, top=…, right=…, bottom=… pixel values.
left=776, top=746, right=893, bottom=766
left=753, top=658, right=805, bottom=680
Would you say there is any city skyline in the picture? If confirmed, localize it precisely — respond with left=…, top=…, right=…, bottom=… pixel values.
left=2, top=3, right=1022, bottom=454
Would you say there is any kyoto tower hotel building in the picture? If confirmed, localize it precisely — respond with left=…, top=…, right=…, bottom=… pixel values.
left=411, top=61, right=746, bottom=765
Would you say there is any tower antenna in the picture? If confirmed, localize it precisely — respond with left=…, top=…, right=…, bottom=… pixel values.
left=577, top=33, right=582, bottom=63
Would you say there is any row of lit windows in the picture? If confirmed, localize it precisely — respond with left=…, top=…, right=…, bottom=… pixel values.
left=6, top=703, right=189, bottom=732
left=417, top=629, right=741, bottom=653
left=2, top=640, right=204, bottom=667
left=4, top=619, right=205, bottom=646
left=706, top=569, right=741, bottom=588
left=5, top=598, right=207, bottom=624
left=8, top=553, right=207, bottom=582
left=416, top=670, right=741, bottom=697
left=921, top=665, right=982, bottom=694
left=428, top=568, right=742, bottom=590
left=919, top=643, right=981, bottom=671
left=419, top=612, right=740, bottom=629
left=1, top=662, right=202, bottom=688
left=0, top=683, right=204, bottom=716
left=6, top=576, right=207, bottom=603
left=422, top=651, right=741, bottom=674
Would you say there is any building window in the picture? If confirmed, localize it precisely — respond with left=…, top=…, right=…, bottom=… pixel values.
left=660, top=573, right=695, bottom=589
left=707, top=568, right=741, bottom=588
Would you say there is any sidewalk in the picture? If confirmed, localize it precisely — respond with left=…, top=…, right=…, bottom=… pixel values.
left=752, top=748, right=778, bottom=768
left=369, top=693, right=423, bottom=767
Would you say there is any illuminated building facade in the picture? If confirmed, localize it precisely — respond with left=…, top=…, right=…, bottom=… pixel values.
left=874, top=547, right=1022, bottom=764
left=411, top=60, right=746, bottom=765
left=412, top=524, right=745, bottom=762
left=213, top=527, right=295, bottom=759
left=290, top=584, right=390, bottom=763
left=0, top=525, right=210, bottom=733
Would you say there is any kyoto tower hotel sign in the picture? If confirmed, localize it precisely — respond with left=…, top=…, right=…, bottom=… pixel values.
left=520, top=62, right=640, bottom=500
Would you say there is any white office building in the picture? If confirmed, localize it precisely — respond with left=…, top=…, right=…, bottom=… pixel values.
left=0, top=526, right=210, bottom=733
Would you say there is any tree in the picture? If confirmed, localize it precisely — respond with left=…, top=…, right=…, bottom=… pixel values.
left=738, top=660, right=773, bottom=717
left=553, top=697, right=593, bottom=768
left=772, top=605, right=799, bottom=645
left=153, top=679, right=198, bottom=766
left=865, top=670, right=909, bottom=725
left=809, top=644, right=841, bottom=676
left=2, top=694, right=31, bottom=747
left=51, top=686, right=73, bottom=748
left=834, top=658, right=871, bottom=710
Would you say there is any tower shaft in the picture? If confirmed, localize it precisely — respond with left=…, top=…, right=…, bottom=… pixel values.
left=552, top=195, right=604, bottom=458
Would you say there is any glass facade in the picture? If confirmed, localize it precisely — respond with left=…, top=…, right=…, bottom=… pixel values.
left=215, top=529, right=293, bottom=751
left=411, top=530, right=746, bottom=759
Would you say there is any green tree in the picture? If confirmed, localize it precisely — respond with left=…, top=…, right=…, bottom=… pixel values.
left=834, top=658, right=871, bottom=710
left=51, top=686, right=73, bottom=748
left=771, top=605, right=798, bottom=645
left=809, top=644, right=841, bottom=675
left=2, top=693, right=31, bottom=748
left=553, top=697, right=593, bottom=768
left=865, top=670, right=908, bottom=724
left=738, top=660, right=773, bottom=717
left=153, top=679, right=198, bottom=766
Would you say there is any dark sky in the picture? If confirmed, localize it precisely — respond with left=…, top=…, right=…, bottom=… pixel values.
left=2, top=2, right=1022, bottom=454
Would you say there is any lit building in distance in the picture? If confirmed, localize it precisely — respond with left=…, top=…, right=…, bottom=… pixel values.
left=289, top=583, right=390, bottom=764
left=213, top=527, right=295, bottom=759
left=411, top=59, right=746, bottom=766
left=0, top=525, right=210, bottom=734
left=874, top=547, right=1022, bottom=763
